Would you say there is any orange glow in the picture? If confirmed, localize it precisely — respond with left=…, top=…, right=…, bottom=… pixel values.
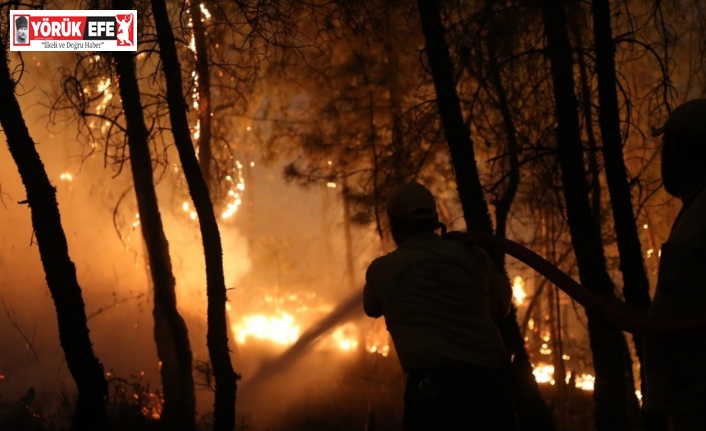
left=233, top=312, right=300, bottom=345
left=512, top=276, right=526, bottom=305
left=228, top=291, right=384, bottom=355
left=532, top=362, right=596, bottom=391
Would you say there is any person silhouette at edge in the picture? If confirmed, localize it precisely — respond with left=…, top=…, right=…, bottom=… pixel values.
left=644, top=99, right=706, bottom=431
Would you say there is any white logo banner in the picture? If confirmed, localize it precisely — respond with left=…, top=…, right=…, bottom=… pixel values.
left=10, top=10, right=137, bottom=52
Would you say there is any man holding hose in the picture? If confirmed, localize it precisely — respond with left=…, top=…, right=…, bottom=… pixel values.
left=364, top=182, right=517, bottom=430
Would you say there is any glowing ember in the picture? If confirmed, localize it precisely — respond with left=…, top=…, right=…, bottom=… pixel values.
left=574, top=373, right=595, bottom=391
left=512, top=276, right=526, bottom=305
left=328, top=323, right=359, bottom=352
left=181, top=202, right=198, bottom=220
left=540, top=329, right=551, bottom=342
left=365, top=319, right=391, bottom=357
left=221, top=162, right=245, bottom=220
left=199, top=3, right=211, bottom=20
left=533, top=363, right=555, bottom=385
left=533, top=362, right=596, bottom=391
left=369, top=345, right=390, bottom=356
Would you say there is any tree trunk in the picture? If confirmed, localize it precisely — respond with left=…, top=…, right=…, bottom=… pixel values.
left=591, top=0, right=651, bottom=384
left=111, top=26, right=197, bottom=430
left=150, top=0, right=238, bottom=429
left=415, top=0, right=492, bottom=235
left=341, top=177, right=357, bottom=292
left=540, top=1, right=639, bottom=429
left=570, top=12, right=603, bottom=234
left=0, top=37, right=108, bottom=431
left=190, top=0, right=213, bottom=194
left=416, top=1, right=555, bottom=430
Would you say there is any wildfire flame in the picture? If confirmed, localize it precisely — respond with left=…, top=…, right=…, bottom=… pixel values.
left=234, top=312, right=300, bottom=345
left=228, top=291, right=387, bottom=355
left=512, top=275, right=526, bottom=305
left=532, top=362, right=597, bottom=391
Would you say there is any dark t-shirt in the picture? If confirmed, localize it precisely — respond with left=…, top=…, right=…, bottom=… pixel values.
left=364, top=233, right=507, bottom=372
left=644, top=187, right=706, bottom=413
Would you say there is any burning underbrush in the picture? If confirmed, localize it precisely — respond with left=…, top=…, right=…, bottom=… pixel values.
left=224, top=281, right=398, bottom=430
left=0, top=372, right=163, bottom=431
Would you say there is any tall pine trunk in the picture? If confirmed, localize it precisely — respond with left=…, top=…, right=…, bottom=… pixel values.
left=569, top=9, right=603, bottom=234
left=591, top=0, right=651, bottom=381
left=0, top=37, right=108, bottom=431
left=540, top=1, right=640, bottom=429
left=415, top=1, right=555, bottom=430
left=111, top=18, right=197, bottom=429
left=415, top=0, right=492, bottom=234
left=150, top=0, right=238, bottom=429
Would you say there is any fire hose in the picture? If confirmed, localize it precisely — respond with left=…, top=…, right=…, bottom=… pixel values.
left=449, top=231, right=706, bottom=336
left=243, top=230, right=706, bottom=391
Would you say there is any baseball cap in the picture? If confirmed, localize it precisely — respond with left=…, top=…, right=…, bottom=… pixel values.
left=651, top=99, right=706, bottom=140
left=386, top=182, right=438, bottom=221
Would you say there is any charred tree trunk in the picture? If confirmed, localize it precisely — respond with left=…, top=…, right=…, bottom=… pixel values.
left=592, top=0, right=651, bottom=381
left=0, top=37, right=108, bottom=431
left=540, top=1, right=639, bottom=430
left=415, top=0, right=492, bottom=235
left=570, top=13, right=603, bottom=234
left=416, top=2, right=555, bottom=430
left=151, top=0, right=238, bottom=429
left=112, top=27, right=197, bottom=430
left=341, top=178, right=357, bottom=292
left=190, top=0, right=213, bottom=195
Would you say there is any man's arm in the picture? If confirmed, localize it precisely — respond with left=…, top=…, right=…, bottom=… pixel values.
left=364, top=285, right=383, bottom=318
left=363, top=261, right=383, bottom=318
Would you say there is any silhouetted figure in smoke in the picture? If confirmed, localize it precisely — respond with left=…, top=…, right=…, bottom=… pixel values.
left=363, top=182, right=518, bottom=431
left=645, top=99, right=706, bottom=431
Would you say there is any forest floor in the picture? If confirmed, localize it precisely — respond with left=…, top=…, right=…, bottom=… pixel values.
left=0, top=353, right=595, bottom=431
